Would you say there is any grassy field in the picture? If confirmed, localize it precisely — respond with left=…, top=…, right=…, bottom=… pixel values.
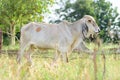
left=0, top=43, right=120, bottom=80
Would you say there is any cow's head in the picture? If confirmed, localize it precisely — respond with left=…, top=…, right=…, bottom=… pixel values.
left=82, top=15, right=100, bottom=38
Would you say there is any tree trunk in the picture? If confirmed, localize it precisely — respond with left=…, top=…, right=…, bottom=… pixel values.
left=10, top=22, right=15, bottom=46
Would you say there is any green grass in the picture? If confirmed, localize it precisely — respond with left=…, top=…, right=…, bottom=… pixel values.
left=0, top=43, right=120, bottom=80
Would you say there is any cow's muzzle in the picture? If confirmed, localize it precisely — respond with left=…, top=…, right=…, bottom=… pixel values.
left=95, top=27, right=100, bottom=33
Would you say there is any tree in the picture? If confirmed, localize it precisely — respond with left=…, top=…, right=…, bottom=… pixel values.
left=93, top=0, right=119, bottom=43
left=55, top=0, right=94, bottom=22
left=0, top=0, right=53, bottom=45
left=55, top=0, right=119, bottom=43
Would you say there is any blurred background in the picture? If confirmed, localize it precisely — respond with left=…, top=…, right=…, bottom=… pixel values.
left=0, top=1, right=120, bottom=80
left=0, top=0, right=120, bottom=46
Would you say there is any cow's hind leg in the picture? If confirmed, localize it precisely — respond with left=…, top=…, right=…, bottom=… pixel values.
left=17, top=43, right=28, bottom=63
left=24, top=45, right=33, bottom=64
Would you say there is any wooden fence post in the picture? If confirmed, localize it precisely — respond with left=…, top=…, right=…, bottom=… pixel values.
left=93, top=48, right=97, bottom=80
left=102, top=52, right=106, bottom=80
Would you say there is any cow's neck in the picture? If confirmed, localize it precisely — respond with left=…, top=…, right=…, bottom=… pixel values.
left=69, top=19, right=84, bottom=39
left=68, top=19, right=84, bottom=50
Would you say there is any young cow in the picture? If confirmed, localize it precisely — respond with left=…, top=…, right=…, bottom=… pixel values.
left=17, top=15, right=100, bottom=64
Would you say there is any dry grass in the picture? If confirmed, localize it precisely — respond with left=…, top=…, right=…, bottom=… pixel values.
left=0, top=43, right=120, bottom=80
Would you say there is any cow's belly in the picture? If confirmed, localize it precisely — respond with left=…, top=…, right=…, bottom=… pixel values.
left=30, top=38, right=58, bottom=49
left=30, top=30, right=73, bottom=50
left=30, top=37, right=73, bottom=51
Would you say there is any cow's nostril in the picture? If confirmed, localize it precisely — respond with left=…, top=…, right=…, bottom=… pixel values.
left=98, top=28, right=100, bottom=32
left=98, top=29, right=100, bottom=32
left=98, top=30, right=100, bottom=32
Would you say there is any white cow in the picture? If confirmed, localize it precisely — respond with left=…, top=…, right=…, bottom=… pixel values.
left=17, top=15, right=100, bottom=63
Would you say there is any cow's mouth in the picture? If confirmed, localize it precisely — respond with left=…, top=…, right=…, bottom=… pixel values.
left=89, top=34, right=95, bottom=41
left=90, top=34, right=94, bottom=38
left=89, top=33, right=98, bottom=39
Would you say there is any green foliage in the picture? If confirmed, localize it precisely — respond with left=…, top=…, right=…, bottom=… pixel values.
left=56, top=0, right=94, bottom=22
left=0, top=0, right=53, bottom=25
left=93, top=0, right=119, bottom=43
left=0, top=0, right=54, bottom=45
left=55, top=0, right=120, bottom=43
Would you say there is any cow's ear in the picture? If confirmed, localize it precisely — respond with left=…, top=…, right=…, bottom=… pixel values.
left=88, top=19, right=91, bottom=23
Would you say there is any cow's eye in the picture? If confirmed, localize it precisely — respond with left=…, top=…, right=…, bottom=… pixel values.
left=88, top=20, right=91, bottom=23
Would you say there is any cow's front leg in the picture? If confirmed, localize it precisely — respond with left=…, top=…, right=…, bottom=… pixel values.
left=53, top=50, right=60, bottom=62
left=50, top=50, right=61, bottom=67
left=61, top=52, right=68, bottom=63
